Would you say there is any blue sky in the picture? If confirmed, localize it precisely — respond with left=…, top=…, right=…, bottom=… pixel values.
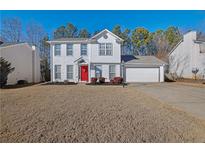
left=1, top=10, right=205, bottom=37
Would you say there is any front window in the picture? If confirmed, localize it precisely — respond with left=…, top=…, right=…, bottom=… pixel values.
left=95, top=65, right=102, bottom=78
left=54, top=65, right=61, bottom=79
left=67, top=65, right=73, bottom=79
left=109, top=65, right=116, bottom=80
left=54, top=44, right=61, bottom=56
left=99, top=43, right=112, bottom=56
left=81, top=44, right=87, bottom=56
left=67, top=44, right=73, bottom=56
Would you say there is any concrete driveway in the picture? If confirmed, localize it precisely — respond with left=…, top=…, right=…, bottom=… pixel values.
left=131, top=83, right=205, bottom=119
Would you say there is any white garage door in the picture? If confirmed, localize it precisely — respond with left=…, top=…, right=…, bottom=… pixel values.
left=126, top=67, right=159, bottom=82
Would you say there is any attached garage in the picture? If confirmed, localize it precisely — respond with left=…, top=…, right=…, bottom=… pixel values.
left=125, top=67, right=160, bottom=82
left=122, top=55, right=167, bottom=83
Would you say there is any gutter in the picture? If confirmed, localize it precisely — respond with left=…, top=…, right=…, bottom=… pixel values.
left=168, top=39, right=183, bottom=56
left=47, top=39, right=95, bottom=44
left=194, top=40, right=205, bottom=43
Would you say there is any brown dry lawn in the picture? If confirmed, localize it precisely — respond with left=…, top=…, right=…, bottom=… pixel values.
left=1, top=84, right=205, bottom=143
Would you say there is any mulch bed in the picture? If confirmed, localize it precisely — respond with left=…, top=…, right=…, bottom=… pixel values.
left=176, top=78, right=205, bottom=84
left=0, top=83, right=36, bottom=89
left=86, top=82, right=127, bottom=86
left=42, top=82, right=77, bottom=85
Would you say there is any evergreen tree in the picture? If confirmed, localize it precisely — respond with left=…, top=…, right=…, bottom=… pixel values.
left=0, top=57, right=15, bottom=87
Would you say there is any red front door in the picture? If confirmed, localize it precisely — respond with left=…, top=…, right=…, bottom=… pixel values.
left=81, top=65, right=88, bottom=81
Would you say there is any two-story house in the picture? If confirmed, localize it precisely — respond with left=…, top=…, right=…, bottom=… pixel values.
left=169, top=31, right=205, bottom=79
left=48, top=29, right=122, bottom=83
left=48, top=29, right=166, bottom=83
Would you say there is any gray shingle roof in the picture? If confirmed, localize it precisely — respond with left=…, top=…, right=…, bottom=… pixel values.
left=48, top=29, right=124, bottom=43
left=121, top=55, right=167, bottom=67
left=0, top=42, right=36, bottom=48
left=0, top=42, right=26, bottom=47
left=51, top=38, right=89, bottom=42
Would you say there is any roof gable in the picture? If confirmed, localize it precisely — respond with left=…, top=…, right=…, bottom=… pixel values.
left=168, top=39, right=183, bottom=56
left=169, top=31, right=205, bottom=56
left=47, top=29, right=124, bottom=44
left=91, top=29, right=124, bottom=42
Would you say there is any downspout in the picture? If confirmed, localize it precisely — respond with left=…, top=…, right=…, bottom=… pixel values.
left=122, top=60, right=125, bottom=85
left=32, top=46, right=36, bottom=83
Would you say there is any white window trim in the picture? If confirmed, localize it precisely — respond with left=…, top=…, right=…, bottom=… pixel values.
left=67, top=65, right=73, bottom=79
left=66, top=44, right=73, bottom=56
left=95, top=65, right=102, bottom=78
left=109, top=65, right=116, bottom=80
left=99, top=43, right=113, bottom=56
left=99, top=43, right=106, bottom=56
left=54, top=44, right=61, bottom=56
left=81, top=44, right=87, bottom=56
left=54, top=65, right=61, bottom=79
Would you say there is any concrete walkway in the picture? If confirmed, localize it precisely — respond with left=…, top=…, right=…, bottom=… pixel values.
left=131, top=83, right=205, bottom=119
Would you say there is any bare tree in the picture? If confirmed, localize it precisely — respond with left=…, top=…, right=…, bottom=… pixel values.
left=1, top=17, right=22, bottom=42
left=39, top=36, right=50, bottom=81
left=154, top=35, right=170, bottom=61
left=26, top=21, right=50, bottom=81
left=150, top=30, right=171, bottom=62
left=26, top=21, right=45, bottom=48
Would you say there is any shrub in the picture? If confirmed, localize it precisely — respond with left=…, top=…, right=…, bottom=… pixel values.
left=91, top=77, right=97, bottom=84
left=99, top=77, right=105, bottom=83
left=111, top=77, right=123, bottom=84
left=64, top=80, right=68, bottom=83
left=17, top=80, right=28, bottom=85
left=0, top=57, right=15, bottom=87
left=192, top=68, right=199, bottom=80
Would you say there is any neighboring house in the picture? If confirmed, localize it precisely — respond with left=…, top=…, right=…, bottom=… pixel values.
left=0, top=42, right=41, bottom=85
left=48, top=29, right=166, bottom=83
left=169, top=31, right=205, bottom=79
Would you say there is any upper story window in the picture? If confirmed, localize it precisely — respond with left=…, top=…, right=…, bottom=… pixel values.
left=106, top=43, right=112, bottom=55
left=99, top=43, right=112, bottom=56
left=99, top=43, right=105, bottom=55
left=54, top=44, right=61, bottom=56
left=67, top=44, right=73, bottom=56
left=81, top=44, right=87, bottom=56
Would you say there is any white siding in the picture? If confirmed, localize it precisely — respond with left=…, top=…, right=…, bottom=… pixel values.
left=0, top=43, right=41, bottom=85
left=90, top=64, right=121, bottom=82
left=50, top=30, right=167, bottom=83
left=50, top=31, right=122, bottom=83
left=51, top=43, right=90, bottom=82
left=159, top=66, right=164, bottom=82
left=33, top=47, right=41, bottom=82
left=90, top=33, right=121, bottom=63
left=193, top=42, right=205, bottom=79
left=169, top=31, right=205, bottom=79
